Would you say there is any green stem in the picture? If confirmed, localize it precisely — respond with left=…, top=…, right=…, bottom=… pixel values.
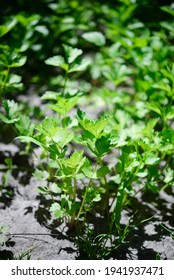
left=114, top=182, right=124, bottom=234
left=62, top=70, right=68, bottom=96
left=76, top=160, right=99, bottom=220
left=98, top=156, right=109, bottom=214
left=0, top=67, right=10, bottom=103
left=73, top=177, right=77, bottom=200
left=76, top=187, right=88, bottom=220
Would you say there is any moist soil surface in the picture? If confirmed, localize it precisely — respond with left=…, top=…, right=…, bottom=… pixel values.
left=0, top=143, right=174, bottom=260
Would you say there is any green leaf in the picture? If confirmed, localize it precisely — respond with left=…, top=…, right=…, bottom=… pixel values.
left=60, top=194, right=73, bottom=210
left=111, top=137, right=128, bottom=148
left=33, top=170, right=49, bottom=181
left=62, top=116, right=72, bottom=127
left=95, top=135, right=112, bottom=156
left=49, top=96, right=78, bottom=115
left=35, top=25, right=49, bottom=36
left=82, top=159, right=96, bottom=179
left=0, top=100, right=19, bottom=123
left=41, top=91, right=60, bottom=101
left=146, top=102, right=162, bottom=116
left=161, top=6, right=174, bottom=16
left=37, top=186, right=50, bottom=194
left=36, top=117, right=74, bottom=148
left=82, top=31, right=106, bottom=46
left=92, top=193, right=101, bottom=202
left=36, top=117, right=59, bottom=137
left=0, top=52, right=27, bottom=68
left=144, top=152, right=160, bottom=165
left=82, top=159, right=109, bottom=179
left=8, top=74, right=22, bottom=85
left=9, top=56, right=27, bottom=68
left=45, top=55, right=68, bottom=71
left=102, top=64, right=129, bottom=85
left=49, top=183, right=62, bottom=194
left=68, top=58, right=91, bottom=73
left=73, top=131, right=95, bottom=147
left=153, top=82, right=171, bottom=93
left=50, top=203, right=64, bottom=219
left=85, top=187, right=101, bottom=204
left=53, top=130, right=74, bottom=148
left=141, top=118, right=159, bottom=137
left=125, top=160, right=139, bottom=173
left=110, top=174, right=121, bottom=184
left=136, top=170, right=148, bottom=178
left=0, top=18, right=17, bottom=37
left=0, top=73, right=23, bottom=90
left=160, top=22, right=174, bottom=32
left=16, top=136, right=43, bottom=147
left=3, top=99, right=19, bottom=117
left=60, top=151, right=84, bottom=168
left=0, top=112, right=19, bottom=124
left=164, top=168, right=174, bottom=184
left=63, top=44, right=83, bottom=63
left=78, top=116, right=110, bottom=138
left=77, top=108, right=86, bottom=120
left=15, top=115, right=34, bottom=136
left=96, top=166, right=109, bottom=178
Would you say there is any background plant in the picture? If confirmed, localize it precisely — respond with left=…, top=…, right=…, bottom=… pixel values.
left=0, top=0, right=174, bottom=259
